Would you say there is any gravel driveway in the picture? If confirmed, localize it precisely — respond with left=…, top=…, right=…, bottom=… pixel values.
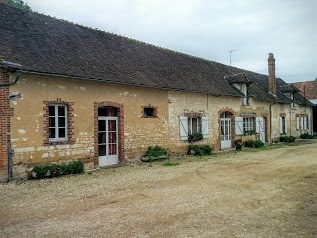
left=1, top=142, right=317, bottom=237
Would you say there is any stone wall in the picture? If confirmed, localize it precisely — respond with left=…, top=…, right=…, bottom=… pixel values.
left=9, top=73, right=169, bottom=167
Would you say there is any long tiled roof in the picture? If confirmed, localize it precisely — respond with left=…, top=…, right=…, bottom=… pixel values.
left=292, top=81, right=317, bottom=100
left=0, top=4, right=311, bottom=105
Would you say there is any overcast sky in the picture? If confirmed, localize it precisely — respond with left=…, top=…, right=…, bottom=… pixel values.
left=25, top=0, right=317, bottom=83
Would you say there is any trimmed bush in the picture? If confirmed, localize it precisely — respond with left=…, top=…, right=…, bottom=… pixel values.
left=188, top=144, right=213, bottom=156
left=280, top=136, right=296, bottom=142
left=188, top=132, right=203, bottom=142
left=33, top=161, right=84, bottom=179
left=244, top=140, right=264, bottom=148
left=299, top=133, right=314, bottom=139
left=144, top=145, right=167, bottom=157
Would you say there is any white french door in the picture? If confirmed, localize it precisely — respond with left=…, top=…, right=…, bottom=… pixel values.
left=98, top=117, right=118, bottom=166
left=221, top=112, right=232, bottom=149
left=256, top=117, right=266, bottom=143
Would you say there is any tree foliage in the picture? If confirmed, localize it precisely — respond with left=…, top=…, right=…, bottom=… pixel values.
left=7, top=0, right=31, bottom=11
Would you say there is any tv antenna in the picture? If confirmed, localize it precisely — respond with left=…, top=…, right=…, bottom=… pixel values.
left=229, top=50, right=239, bottom=66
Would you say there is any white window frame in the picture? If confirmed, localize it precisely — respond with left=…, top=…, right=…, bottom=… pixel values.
left=233, top=83, right=248, bottom=105
left=179, top=116, right=209, bottom=140
left=49, top=104, right=68, bottom=141
left=280, top=117, right=286, bottom=134
left=243, top=117, right=253, bottom=132
left=188, top=117, right=199, bottom=134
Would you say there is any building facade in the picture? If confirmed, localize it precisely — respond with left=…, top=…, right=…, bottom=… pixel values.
left=0, top=4, right=313, bottom=181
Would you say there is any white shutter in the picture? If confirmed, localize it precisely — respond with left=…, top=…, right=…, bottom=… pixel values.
left=303, top=116, right=307, bottom=130
left=179, top=116, right=188, bottom=141
left=201, top=117, right=209, bottom=138
left=285, top=118, right=287, bottom=133
left=279, top=117, right=282, bottom=133
left=296, top=116, right=300, bottom=130
left=235, top=117, right=244, bottom=135
left=256, top=117, right=261, bottom=133
left=306, top=116, right=309, bottom=129
left=301, top=117, right=304, bottom=130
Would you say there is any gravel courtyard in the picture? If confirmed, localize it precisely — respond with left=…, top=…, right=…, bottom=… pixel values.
left=1, top=142, right=317, bottom=238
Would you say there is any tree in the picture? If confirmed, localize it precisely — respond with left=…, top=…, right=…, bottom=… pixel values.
left=6, top=0, right=31, bottom=11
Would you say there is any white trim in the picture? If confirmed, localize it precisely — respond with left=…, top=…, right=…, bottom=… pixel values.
left=48, top=104, right=67, bottom=141
left=201, top=117, right=209, bottom=138
left=235, top=117, right=243, bottom=135
left=180, top=116, right=188, bottom=141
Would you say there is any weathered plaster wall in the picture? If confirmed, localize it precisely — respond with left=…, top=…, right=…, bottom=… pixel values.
left=9, top=73, right=169, bottom=165
left=168, top=92, right=272, bottom=152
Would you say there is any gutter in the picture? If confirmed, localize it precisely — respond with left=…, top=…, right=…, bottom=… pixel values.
left=0, top=61, right=22, bottom=86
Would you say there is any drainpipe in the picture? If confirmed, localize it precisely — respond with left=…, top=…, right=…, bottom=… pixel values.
left=269, top=101, right=276, bottom=144
left=0, top=61, right=22, bottom=182
left=289, top=103, right=292, bottom=137
left=0, top=61, right=22, bottom=86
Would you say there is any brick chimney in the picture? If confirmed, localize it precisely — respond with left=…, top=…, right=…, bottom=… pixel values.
left=268, top=53, right=276, bottom=95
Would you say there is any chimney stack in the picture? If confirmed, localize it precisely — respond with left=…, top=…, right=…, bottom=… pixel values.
left=268, top=53, right=276, bottom=95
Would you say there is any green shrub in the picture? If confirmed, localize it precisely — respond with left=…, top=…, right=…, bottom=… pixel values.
left=33, top=161, right=84, bottom=179
left=299, top=133, right=314, bottom=139
left=188, top=144, right=213, bottom=156
left=280, top=136, right=296, bottom=142
left=144, top=145, right=167, bottom=157
left=244, top=140, right=264, bottom=148
left=188, top=132, right=203, bottom=142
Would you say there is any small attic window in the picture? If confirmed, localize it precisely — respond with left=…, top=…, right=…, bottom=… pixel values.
left=233, top=83, right=248, bottom=105
left=142, top=105, right=158, bottom=118
left=283, top=92, right=295, bottom=107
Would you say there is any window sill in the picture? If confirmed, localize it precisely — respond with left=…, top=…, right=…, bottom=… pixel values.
left=49, top=139, right=69, bottom=145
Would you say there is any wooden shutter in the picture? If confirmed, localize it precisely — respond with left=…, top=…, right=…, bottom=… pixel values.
left=235, top=117, right=243, bottom=135
left=279, top=117, right=283, bottom=134
left=296, top=116, right=300, bottom=130
left=179, top=116, right=188, bottom=141
left=201, top=117, right=209, bottom=138
left=301, top=117, right=304, bottom=129
left=303, top=116, right=307, bottom=129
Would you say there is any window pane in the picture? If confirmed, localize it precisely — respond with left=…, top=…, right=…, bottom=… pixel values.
left=144, top=108, right=154, bottom=117
left=108, top=132, right=117, bottom=143
left=49, top=128, right=55, bottom=138
left=192, top=118, right=198, bottom=133
left=98, top=120, right=106, bottom=132
left=99, top=145, right=106, bottom=156
left=188, top=118, right=191, bottom=134
left=108, top=120, right=116, bottom=131
left=98, top=107, right=107, bottom=116
left=58, top=106, right=65, bottom=116
left=59, top=128, right=66, bottom=138
left=49, top=117, right=55, bottom=127
left=108, top=144, right=117, bottom=155
left=98, top=132, right=107, bottom=144
left=49, top=106, right=55, bottom=116
left=58, top=117, right=66, bottom=127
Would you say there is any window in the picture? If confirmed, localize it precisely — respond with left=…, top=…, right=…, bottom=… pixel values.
left=188, top=117, right=199, bottom=134
left=233, top=83, right=248, bottom=105
left=143, top=106, right=157, bottom=118
left=179, top=116, right=208, bottom=140
left=283, top=92, right=295, bottom=107
left=296, top=115, right=309, bottom=130
left=49, top=105, right=67, bottom=140
left=144, top=108, right=155, bottom=117
left=243, top=117, right=254, bottom=132
left=280, top=117, right=286, bottom=134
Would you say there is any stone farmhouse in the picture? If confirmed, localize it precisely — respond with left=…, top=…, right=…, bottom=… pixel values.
left=0, top=4, right=313, bottom=181
left=292, top=80, right=317, bottom=135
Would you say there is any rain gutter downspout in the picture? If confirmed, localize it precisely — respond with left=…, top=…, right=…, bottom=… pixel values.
left=0, top=61, right=22, bottom=182
left=269, top=101, right=276, bottom=144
